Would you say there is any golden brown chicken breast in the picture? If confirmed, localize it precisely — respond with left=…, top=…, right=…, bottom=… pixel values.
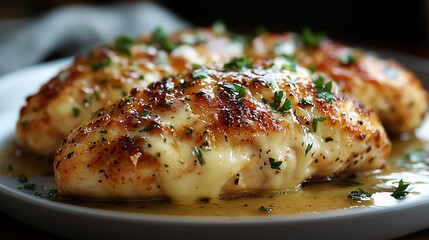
left=17, top=28, right=245, bottom=156
left=247, top=30, right=428, bottom=134
left=54, top=64, right=390, bottom=204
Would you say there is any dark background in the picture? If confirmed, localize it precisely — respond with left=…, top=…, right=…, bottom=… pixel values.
left=0, top=0, right=428, bottom=60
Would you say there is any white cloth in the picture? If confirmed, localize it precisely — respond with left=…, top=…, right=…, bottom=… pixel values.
left=0, top=2, right=188, bottom=76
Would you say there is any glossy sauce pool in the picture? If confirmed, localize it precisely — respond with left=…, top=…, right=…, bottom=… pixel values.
left=1, top=123, right=429, bottom=216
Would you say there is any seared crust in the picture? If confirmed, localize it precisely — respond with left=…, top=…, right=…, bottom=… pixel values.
left=17, top=29, right=244, bottom=155
left=54, top=66, right=390, bottom=203
left=18, top=28, right=427, bottom=156
left=248, top=33, right=428, bottom=134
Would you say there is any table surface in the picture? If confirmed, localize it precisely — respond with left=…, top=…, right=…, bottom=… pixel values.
left=0, top=209, right=428, bottom=239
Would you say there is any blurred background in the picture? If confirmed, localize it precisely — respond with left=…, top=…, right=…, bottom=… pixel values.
left=0, top=0, right=428, bottom=74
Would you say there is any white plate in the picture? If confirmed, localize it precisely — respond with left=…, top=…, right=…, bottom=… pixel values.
left=0, top=56, right=429, bottom=240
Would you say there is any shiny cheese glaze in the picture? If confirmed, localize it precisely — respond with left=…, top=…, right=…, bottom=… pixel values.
left=54, top=66, right=390, bottom=204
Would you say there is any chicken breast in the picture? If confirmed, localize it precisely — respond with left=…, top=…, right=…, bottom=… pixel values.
left=54, top=64, right=391, bottom=204
left=247, top=31, right=428, bottom=134
left=17, top=28, right=245, bottom=156
left=18, top=27, right=426, bottom=157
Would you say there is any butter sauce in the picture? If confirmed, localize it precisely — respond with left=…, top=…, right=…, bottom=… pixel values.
left=1, top=122, right=428, bottom=216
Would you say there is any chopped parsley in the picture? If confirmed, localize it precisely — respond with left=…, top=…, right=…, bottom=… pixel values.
left=7, top=164, right=15, bottom=171
left=282, top=59, right=297, bottom=72
left=141, top=125, right=154, bottom=132
left=305, top=143, right=313, bottom=156
left=212, top=21, right=226, bottom=36
left=339, top=179, right=362, bottom=187
left=155, top=56, right=168, bottom=65
left=152, top=26, right=178, bottom=52
left=192, top=69, right=208, bottom=79
left=18, top=175, right=28, bottom=183
left=17, top=183, right=36, bottom=190
left=20, top=121, right=27, bottom=127
left=90, top=58, right=112, bottom=71
left=266, top=82, right=274, bottom=89
left=223, top=57, right=253, bottom=71
left=301, top=97, right=314, bottom=106
left=220, top=82, right=246, bottom=101
left=180, top=32, right=205, bottom=45
left=312, top=117, right=327, bottom=132
left=192, top=63, right=202, bottom=69
left=33, top=192, right=43, bottom=197
left=193, top=147, right=205, bottom=165
left=125, top=96, right=134, bottom=101
left=114, top=36, right=134, bottom=57
left=186, top=128, right=193, bottom=134
left=406, top=149, right=424, bottom=162
left=258, top=206, right=272, bottom=213
left=46, top=189, right=57, bottom=199
left=325, top=137, right=333, bottom=142
left=309, top=65, right=317, bottom=74
left=313, top=76, right=335, bottom=103
left=272, top=91, right=292, bottom=114
left=72, top=107, right=80, bottom=118
left=349, top=188, right=372, bottom=200
left=99, top=130, right=108, bottom=134
left=339, top=53, right=356, bottom=65
left=269, top=157, right=282, bottom=170
left=391, top=179, right=410, bottom=199
left=141, top=109, right=152, bottom=117
left=301, top=27, right=326, bottom=47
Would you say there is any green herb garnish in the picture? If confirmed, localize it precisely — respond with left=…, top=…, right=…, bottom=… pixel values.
left=391, top=179, right=410, bottom=199
left=220, top=82, right=246, bottom=101
left=192, top=69, right=208, bottom=79
left=18, top=175, right=28, bottom=183
left=305, top=143, right=313, bottom=156
left=212, top=21, right=226, bottom=36
left=312, top=117, right=327, bottom=132
left=224, top=57, right=253, bottom=71
left=325, top=137, right=333, bottom=142
left=301, top=97, right=314, bottom=106
left=72, top=107, right=80, bottom=118
left=339, top=53, right=356, bottom=65
left=271, top=91, right=292, bottom=114
left=90, top=58, right=112, bottom=71
left=269, top=157, right=282, bottom=170
left=141, top=109, right=151, bottom=117
left=258, top=206, right=272, bottom=213
left=114, top=36, right=134, bottom=57
left=152, top=26, right=178, bottom=52
left=349, top=188, right=373, bottom=200
left=313, top=76, right=335, bottom=103
left=302, top=27, right=326, bottom=47
left=33, top=192, right=42, bottom=197
left=309, top=65, right=317, bottom=74
left=193, top=147, right=204, bottom=165
left=17, top=183, right=36, bottom=190
left=46, top=189, right=57, bottom=199
left=155, top=56, right=168, bottom=65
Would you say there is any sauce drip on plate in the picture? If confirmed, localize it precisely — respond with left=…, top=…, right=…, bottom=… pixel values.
left=1, top=120, right=428, bottom=216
